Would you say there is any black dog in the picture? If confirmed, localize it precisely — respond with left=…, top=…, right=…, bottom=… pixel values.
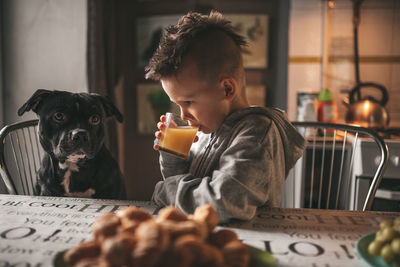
left=18, top=89, right=126, bottom=199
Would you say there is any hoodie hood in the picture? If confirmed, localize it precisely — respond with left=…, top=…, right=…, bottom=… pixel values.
left=222, top=106, right=305, bottom=176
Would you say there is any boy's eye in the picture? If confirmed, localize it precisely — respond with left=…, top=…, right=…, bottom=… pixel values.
left=89, top=115, right=101, bottom=125
left=183, top=101, right=193, bottom=105
left=53, top=112, right=67, bottom=123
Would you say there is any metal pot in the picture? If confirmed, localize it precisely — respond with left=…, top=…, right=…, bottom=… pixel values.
left=343, top=82, right=390, bottom=129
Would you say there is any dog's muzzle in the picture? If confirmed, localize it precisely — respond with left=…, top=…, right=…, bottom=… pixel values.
left=71, top=129, right=89, bottom=144
left=56, top=129, right=94, bottom=159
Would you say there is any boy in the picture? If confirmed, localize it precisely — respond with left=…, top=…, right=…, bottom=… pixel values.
left=145, top=11, right=305, bottom=223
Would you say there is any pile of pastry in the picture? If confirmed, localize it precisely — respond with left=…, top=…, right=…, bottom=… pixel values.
left=64, top=204, right=250, bottom=267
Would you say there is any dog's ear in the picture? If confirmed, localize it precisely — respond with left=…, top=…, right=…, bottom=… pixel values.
left=92, top=94, right=123, bottom=123
left=18, top=89, right=53, bottom=116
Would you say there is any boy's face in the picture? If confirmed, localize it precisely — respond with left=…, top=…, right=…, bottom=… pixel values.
left=160, top=64, right=230, bottom=134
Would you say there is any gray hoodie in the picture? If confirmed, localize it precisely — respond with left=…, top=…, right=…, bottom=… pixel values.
left=152, top=106, right=305, bottom=223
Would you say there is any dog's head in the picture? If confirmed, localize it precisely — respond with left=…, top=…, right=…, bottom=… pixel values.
left=18, top=89, right=123, bottom=162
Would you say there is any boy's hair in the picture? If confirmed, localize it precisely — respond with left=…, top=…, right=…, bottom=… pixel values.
left=145, top=10, right=247, bottom=83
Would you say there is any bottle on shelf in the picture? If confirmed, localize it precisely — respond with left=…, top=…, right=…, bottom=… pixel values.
left=317, top=89, right=338, bottom=136
left=317, top=88, right=338, bottom=123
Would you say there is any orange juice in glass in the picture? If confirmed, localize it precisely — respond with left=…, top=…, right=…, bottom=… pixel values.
left=158, top=113, right=198, bottom=159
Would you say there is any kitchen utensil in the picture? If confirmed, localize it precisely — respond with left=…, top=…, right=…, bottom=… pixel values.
left=344, top=82, right=390, bottom=128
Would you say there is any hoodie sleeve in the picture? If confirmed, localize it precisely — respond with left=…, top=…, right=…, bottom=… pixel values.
left=152, top=117, right=295, bottom=223
left=158, top=152, right=190, bottom=179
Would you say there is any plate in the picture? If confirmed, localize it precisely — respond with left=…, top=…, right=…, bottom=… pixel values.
left=53, top=244, right=276, bottom=267
left=356, top=233, right=391, bottom=267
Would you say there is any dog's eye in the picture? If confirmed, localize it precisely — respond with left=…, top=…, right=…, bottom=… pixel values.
left=89, top=115, right=101, bottom=125
left=53, top=112, right=66, bottom=122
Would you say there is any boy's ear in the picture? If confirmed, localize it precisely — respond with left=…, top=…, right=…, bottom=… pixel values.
left=221, top=78, right=237, bottom=100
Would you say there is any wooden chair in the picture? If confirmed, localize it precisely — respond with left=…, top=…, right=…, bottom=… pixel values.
left=0, top=119, right=43, bottom=195
left=281, top=122, right=388, bottom=211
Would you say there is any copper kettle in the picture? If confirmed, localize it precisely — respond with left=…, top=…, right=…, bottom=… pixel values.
left=343, top=82, right=390, bottom=129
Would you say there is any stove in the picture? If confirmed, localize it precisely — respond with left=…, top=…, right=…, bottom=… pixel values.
left=281, top=127, right=400, bottom=211
left=350, top=129, right=400, bottom=211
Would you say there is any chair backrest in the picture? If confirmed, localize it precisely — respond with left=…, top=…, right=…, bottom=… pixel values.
left=281, top=121, right=388, bottom=211
left=0, top=119, right=44, bottom=195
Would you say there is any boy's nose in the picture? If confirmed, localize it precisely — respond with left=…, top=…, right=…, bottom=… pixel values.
left=180, top=108, right=189, bottom=121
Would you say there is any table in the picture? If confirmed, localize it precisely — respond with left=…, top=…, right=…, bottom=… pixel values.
left=0, top=194, right=398, bottom=266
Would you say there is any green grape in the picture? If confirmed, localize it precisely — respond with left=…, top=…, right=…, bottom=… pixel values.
left=392, top=238, right=400, bottom=254
left=381, top=244, right=396, bottom=264
left=375, top=230, right=385, bottom=242
left=367, top=217, right=400, bottom=263
left=380, top=227, right=397, bottom=243
left=368, top=240, right=385, bottom=256
left=381, top=220, right=393, bottom=230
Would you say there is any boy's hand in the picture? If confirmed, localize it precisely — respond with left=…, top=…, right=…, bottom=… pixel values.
left=153, top=115, right=199, bottom=150
left=153, top=114, right=167, bottom=150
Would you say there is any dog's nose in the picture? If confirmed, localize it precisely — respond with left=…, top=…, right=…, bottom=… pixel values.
left=71, top=129, right=89, bottom=143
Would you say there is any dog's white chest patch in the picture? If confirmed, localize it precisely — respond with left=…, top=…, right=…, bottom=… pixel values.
left=66, top=153, right=86, bottom=164
left=59, top=159, right=79, bottom=190
left=59, top=154, right=95, bottom=198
